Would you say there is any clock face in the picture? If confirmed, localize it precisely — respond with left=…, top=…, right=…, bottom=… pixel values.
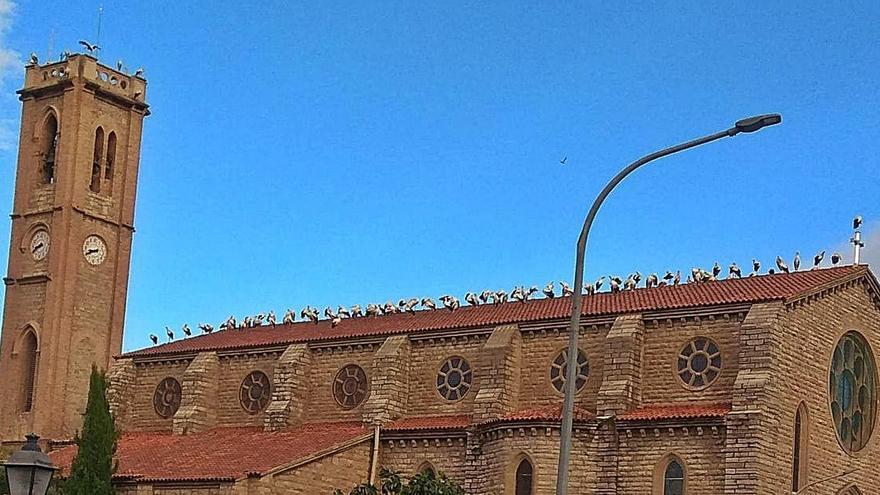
left=82, top=235, right=107, bottom=266
left=29, top=230, right=50, bottom=261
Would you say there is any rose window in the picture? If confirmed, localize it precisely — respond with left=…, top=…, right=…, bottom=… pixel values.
left=153, top=377, right=181, bottom=419
left=333, top=364, right=369, bottom=409
left=677, top=337, right=721, bottom=389
left=437, top=356, right=472, bottom=401
left=239, top=371, right=272, bottom=414
left=830, top=331, right=877, bottom=453
left=550, top=348, right=589, bottom=394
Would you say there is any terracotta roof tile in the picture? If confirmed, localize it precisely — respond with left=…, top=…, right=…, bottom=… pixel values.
left=49, top=422, right=370, bottom=482
left=478, top=404, right=595, bottom=425
left=384, top=415, right=472, bottom=431
left=617, top=403, right=732, bottom=421
left=124, top=266, right=868, bottom=358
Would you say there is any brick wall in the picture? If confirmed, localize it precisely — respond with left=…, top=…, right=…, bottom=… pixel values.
left=216, top=353, right=279, bottom=427
left=379, top=436, right=468, bottom=481
left=130, top=360, right=191, bottom=432
left=407, top=335, right=486, bottom=417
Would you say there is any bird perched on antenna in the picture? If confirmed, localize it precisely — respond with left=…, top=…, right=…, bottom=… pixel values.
left=78, top=40, right=100, bottom=55
left=28, top=52, right=38, bottom=66
left=854, top=215, right=863, bottom=230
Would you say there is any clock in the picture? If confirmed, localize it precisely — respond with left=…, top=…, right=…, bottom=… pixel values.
left=29, top=230, right=50, bottom=261
left=82, top=235, right=107, bottom=266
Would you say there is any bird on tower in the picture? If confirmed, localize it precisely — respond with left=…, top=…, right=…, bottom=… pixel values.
left=854, top=215, right=863, bottom=230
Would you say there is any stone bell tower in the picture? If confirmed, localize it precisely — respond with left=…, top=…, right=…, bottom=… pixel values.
left=0, top=53, right=148, bottom=442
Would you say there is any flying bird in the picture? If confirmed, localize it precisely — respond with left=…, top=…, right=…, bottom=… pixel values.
left=149, top=334, right=158, bottom=345
left=793, top=252, right=801, bottom=272
left=854, top=215, right=863, bottom=230
left=181, top=324, right=192, bottom=337
left=776, top=256, right=789, bottom=273
left=831, top=252, right=842, bottom=266
left=729, top=263, right=742, bottom=279
left=560, top=156, right=567, bottom=165
left=543, top=282, right=555, bottom=299
left=165, top=326, right=174, bottom=341
left=78, top=40, right=100, bottom=54
left=750, top=259, right=761, bottom=277
left=813, top=250, right=825, bottom=269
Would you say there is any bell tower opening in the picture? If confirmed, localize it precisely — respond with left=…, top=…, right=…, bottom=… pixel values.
left=0, top=52, right=149, bottom=442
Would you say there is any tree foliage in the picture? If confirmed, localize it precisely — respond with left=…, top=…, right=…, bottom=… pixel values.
left=64, top=366, right=118, bottom=495
left=333, top=468, right=465, bottom=495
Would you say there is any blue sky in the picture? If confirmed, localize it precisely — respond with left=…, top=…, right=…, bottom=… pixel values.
left=0, top=1, right=877, bottom=351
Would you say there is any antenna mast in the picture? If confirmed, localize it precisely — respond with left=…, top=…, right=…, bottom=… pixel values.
left=851, top=216, right=864, bottom=265
left=95, top=3, right=104, bottom=49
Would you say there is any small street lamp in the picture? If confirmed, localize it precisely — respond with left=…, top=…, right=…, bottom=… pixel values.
left=555, top=114, right=782, bottom=495
left=3, top=434, right=57, bottom=495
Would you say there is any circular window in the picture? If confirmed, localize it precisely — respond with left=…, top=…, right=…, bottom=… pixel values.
left=437, top=356, right=472, bottom=401
left=333, top=364, right=369, bottom=409
left=239, top=371, right=272, bottom=414
left=830, top=331, right=877, bottom=453
left=550, top=348, right=589, bottom=394
left=677, top=337, right=722, bottom=390
left=153, top=377, right=181, bottom=419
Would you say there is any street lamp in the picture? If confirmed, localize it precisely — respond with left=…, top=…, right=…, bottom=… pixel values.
left=3, top=434, right=57, bottom=495
left=554, top=114, right=782, bottom=495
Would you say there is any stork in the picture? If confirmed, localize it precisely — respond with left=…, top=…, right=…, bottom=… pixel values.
left=465, top=292, right=480, bottom=306
left=776, top=256, right=789, bottom=273
left=479, top=290, right=493, bottom=304
left=559, top=281, right=574, bottom=297
left=813, top=251, right=825, bottom=269
left=729, top=263, right=742, bottom=279
left=324, top=307, right=336, bottom=319
left=673, top=270, right=681, bottom=285
left=440, top=295, right=460, bottom=310
left=403, top=298, right=419, bottom=313
left=712, top=262, right=722, bottom=278
left=594, top=276, right=605, bottom=292
left=198, top=323, right=214, bottom=334
left=366, top=304, right=381, bottom=317
left=609, top=276, right=622, bottom=293
left=165, top=326, right=174, bottom=341
left=282, top=309, right=295, bottom=325
left=331, top=316, right=343, bottom=328
left=525, top=286, right=538, bottom=301
left=28, top=52, right=38, bottom=66
left=646, top=273, right=659, bottom=288
left=182, top=324, right=192, bottom=337
left=511, top=286, right=525, bottom=302
left=542, top=282, right=555, bottom=299
left=266, top=311, right=276, bottom=326
left=350, top=304, right=363, bottom=317
left=338, top=306, right=351, bottom=318
left=663, top=271, right=674, bottom=284
left=78, top=40, right=100, bottom=54
left=493, top=290, right=508, bottom=304
left=793, top=251, right=801, bottom=272
left=420, top=298, right=436, bottom=310
left=623, top=275, right=636, bottom=291
left=150, top=334, right=159, bottom=345
left=831, top=252, right=842, bottom=266
left=750, top=259, right=761, bottom=277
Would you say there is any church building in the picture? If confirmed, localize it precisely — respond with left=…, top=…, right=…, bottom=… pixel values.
left=1, top=54, right=878, bottom=495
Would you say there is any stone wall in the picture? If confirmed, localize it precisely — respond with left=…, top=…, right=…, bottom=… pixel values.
left=269, top=439, right=372, bottom=494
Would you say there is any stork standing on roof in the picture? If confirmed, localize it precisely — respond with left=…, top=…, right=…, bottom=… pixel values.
left=543, top=282, right=555, bottom=299
left=182, top=324, right=192, bottom=337
left=594, top=276, right=605, bottom=292
left=267, top=311, right=276, bottom=326
left=793, top=252, right=801, bottom=272
left=337, top=306, right=351, bottom=318
left=165, top=326, right=174, bottom=341
left=729, top=263, right=742, bottom=279
left=366, top=303, right=381, bottom=316
left=559, top=281, right=574, bottom=297
left=511, top=286, right=525, bottom=302
left=776, top=256, right=789, bottom=273
left=350, top=305, right=363, bottom=317
left=750, top=259, right=761, bottom=277
left=420, top=298, right=436, bottom=310
left=465, top=292, right=480, bottom=306
left=609, top=276, right=622, bottom=293
left=479, top=290, right=493, bottom=304
left=831, top=252, right=842, bottom=266
left=150, top=334, right=159, bottom=345
left=813, top=251, right=825, bottom=269
left=623, top=275, right=637, bottom=291
left=198, top=323, right=214, bottom=334
left=403, top=298, right=419, bottom=313
left=283, top=309, right=295, bottom=324
left=493, top=290, right=508, bottom=304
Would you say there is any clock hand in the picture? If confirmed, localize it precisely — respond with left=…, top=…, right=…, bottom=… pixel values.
left=86, top=248, right=99, bottom=255
left=32, top=242, right=44, bottom=252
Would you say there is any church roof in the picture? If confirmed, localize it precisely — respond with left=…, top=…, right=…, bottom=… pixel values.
left=617, top=402, right=732, bottom=421
left=124, top=265, right=872, bottom=359
left=49, top=421, right=371, bottom=483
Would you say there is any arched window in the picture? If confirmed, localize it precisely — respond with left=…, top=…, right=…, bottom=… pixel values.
left=40, top=114, right=58, bottom=185
left=417, top=462, right=436, bottom=477
left=105, top=131, right=116, bottom=181
left=792, top=402, right=809, bottom=492
left=663, top=458, right=685, bottom=495
left=90, top=127, right=104, bottom=193
left=515, top=458, right=533, bottom=495
left=21, top=332, right=38, bottom=412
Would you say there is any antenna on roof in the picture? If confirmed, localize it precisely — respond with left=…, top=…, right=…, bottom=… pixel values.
left=851, top=215, right=864, bottom=265
left=47, top=27, right=55, bottom=62
left=95, top=3, right=104, bottom=49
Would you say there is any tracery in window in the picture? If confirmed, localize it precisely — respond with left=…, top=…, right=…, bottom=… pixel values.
left=240, top=370, right=272, bottom=414
left=333, top=364, right=368, bottom=409
left=153, top=377, right=181, bottom=419
left=549, top=348, right=589, bottom=394
left=676, top=337, right=721, bottom=390
left=436, top=356, right=472, bottom=401
left=830, top=331, right=877, bottom=453
left=663, top=458, right=684, bottom=495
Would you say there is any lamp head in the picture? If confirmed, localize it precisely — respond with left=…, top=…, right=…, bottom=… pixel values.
left=733, top=114, right=782, bottom=134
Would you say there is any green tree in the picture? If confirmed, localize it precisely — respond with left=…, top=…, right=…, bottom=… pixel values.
left=333, top=468, right=464, bottom=495
left=64, top=365, right=118, bottom=495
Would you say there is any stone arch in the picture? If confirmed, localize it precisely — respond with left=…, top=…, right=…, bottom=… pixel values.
left=90, top=126, right=105, bottom=192
left=416, top=461, right=436, bottom=477
left=836, top=485, right=862, bottom=495
left=792, top=401, right=810, bottom=492
left=652, top=452, right=687, bottom=495
left=14, top=326, right=40, bottom=412
left=37, top=109, right=60, bottom=185
left=19, top=222, right=50, bottom=255
left=506, top=452, right=535, bottom=495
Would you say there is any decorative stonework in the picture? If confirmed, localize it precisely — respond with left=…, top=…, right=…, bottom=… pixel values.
left=676, top=337, right=722, bottom=390
left=550, top=347, right=589, bottom=394
left=597, top=314, right=644, bottom=417
left=240, top=371, right=272, bottom=414
left=153, top=377, right=181, bottom=419
left=333, top=364, right=369, bottom=409
left=437, top=356, right=472, bottom=401
left=172, top=351, right=219, bottom=435
left=264, top=344, right=311, bottom=431
left=473, top=325, right=521, bottom=422
left=363, top=335, right=411, bottom=425
left=106, top=358, right=135, bottom=428
left=830, top=331, right=877, bottom=453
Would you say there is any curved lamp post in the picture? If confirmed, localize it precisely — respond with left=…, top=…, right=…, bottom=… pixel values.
left=3, top=434, right=57, bottom=495
left=555, top=114, right=782, bottom=495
